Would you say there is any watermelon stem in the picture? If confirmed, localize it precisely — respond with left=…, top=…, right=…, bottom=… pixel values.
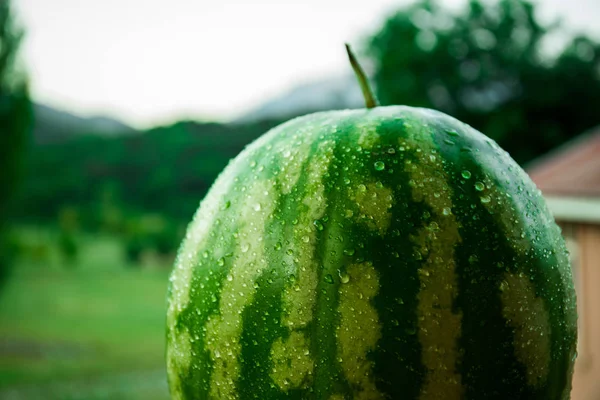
left=345, top=43, right=379, bottom=109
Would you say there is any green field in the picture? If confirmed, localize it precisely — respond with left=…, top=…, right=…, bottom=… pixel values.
left=0, top=229, right=172, bottom=399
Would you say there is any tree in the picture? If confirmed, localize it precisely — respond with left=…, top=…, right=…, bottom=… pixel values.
left=369, top=0, right=600, bottom=164
left=0, top=0, right=32, bottom=285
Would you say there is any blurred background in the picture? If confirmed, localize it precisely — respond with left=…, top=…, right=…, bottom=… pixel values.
left=1, top=0, right=599, bottom=398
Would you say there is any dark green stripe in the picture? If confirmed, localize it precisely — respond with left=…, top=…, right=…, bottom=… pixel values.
left=368, top=115, right=427, bottom=397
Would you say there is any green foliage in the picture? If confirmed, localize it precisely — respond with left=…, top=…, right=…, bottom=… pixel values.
left=0, top=0, right=32, bottom=284
left=370, top=0, right=600, bottom=164
left=19, top=119, right=283, bottom=227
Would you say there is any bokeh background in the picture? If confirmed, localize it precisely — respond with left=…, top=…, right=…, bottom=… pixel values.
left=1, top=0, right=599, bottom=399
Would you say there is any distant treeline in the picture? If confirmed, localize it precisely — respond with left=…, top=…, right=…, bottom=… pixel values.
left=18, top=118, right=285, bottom=228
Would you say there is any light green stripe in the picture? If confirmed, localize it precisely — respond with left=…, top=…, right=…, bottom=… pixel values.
left=166, top=326, right=192, bottom=400
left=407, top=143, right=463, bottom=400
left=351, top=182, right=393, bottom=235
left=477, top=176, right=553, bottom=388
left=500, top=272, right=551, bottom=387
left=167, top=162, right=239, bottom=393
left=270, top=140, right=335, bottom=391
left=336, top=262, right=383, bottom=399
left=205, top=178, right=276, bottom=399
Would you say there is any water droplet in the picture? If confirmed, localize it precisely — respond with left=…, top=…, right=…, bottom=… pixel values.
left=226, top=273, right=233, bottom=282
left=444, top=139, right=455, bottom=145
left=217, top=257, right=225, bottom=266
left=324, top=274, right=334, bottom=284
left=461, top=170, right=472, bottom=179
left=419, top=269, right=430, bottom=277
left=302, top=235, right=310, bottom=243
left=343, top=177, right=351, bottom=185
left=250, top=160, right=257, bottom=168
left=202, top=250, right=209, bottom=258
left=220, top=200, right=231, bottom=210
left=274, top=241, right=282, bottom=251
left=475, top=182, right=485, bottom=191
left=241, top=243, right=250, bottom=253
left=338, top=271, right=350, bottom=284
left=358, top=184, right=367, bottom=192
left=480, top=195, right=491, bottom=204
left=254, top=203, right=262, bottom=211
left=343, top=248, right=355, bottom=256
left=387, top=147, right=396, bottom=154
left=374, top=161, right=385, bottom=171
left=313, top=219, right=324, bottom=231
left=446, top=129, right=459, bottom=137
left=286, top=248, right=294, bottom=255
left=442, top=207, right=452, bottom=216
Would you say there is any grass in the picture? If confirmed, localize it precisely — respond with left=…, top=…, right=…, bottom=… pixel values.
left=0, top=228, right=172, bottom=399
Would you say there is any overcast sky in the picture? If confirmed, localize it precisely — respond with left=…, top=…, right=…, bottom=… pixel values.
left=14, top=0, right=600, bottom=128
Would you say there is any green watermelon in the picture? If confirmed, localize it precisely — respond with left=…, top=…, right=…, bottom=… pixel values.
left=166, top=46, right=577, bottom=400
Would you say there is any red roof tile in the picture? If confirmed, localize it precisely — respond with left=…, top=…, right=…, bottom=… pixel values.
left=526, top=127, right=600, bottom=198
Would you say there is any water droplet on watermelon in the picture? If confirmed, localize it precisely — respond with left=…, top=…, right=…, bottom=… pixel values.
left=324, top=274, right=334, bottom=284
left=480, top=195, right=491, bottom=204
left=475, top=181, right=485, bottom=191
left=250, top=160, right=257, bottom=168
left=217, top=257, right=225, bottom=266
left=202, top=250, right=209, bottom=258
left=442, top=207, right=452, bottom=215
left=446, top=129, right=459, bottom=136
left=374, top=161, right=385, bottom=171
left=241, top=243, right=250, bottom=253
left=343, top=177, right=351, bottom=185
left=286, top=248, right=294, bottom=255
left=387, top=147, right=396, bottom=154
left=343, top=248, right=355, bottom=256
left=461, top=170, right=472, bottom=179
left=345, top=210, right=354, bottom=218
left=338, top=271, right=350, bottom=284
left=444, top=139, right=455, bottom=145
left=274, top=241, right=282, bottom=251
left=302, top=235, right=310, bottom=243
left=226, top=273, right=233, bottom=281
left=254, top=203, right=262, bottom=212
left=405, top=327, right=417, bottom=335
left=220, top=200, right=231, bottom=210
left=313, top=219, right=324, bottom=231
left=358, top=184, right=367, bottom=192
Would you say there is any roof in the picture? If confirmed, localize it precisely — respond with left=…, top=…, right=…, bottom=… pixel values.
left=527, top=127, right=600, bottom=198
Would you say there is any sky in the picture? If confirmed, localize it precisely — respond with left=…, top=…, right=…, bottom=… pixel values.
left=14, top=0, right=600, bottom=128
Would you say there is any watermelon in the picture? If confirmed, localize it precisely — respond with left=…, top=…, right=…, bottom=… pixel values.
left=166, top=46, right=577, bottom=400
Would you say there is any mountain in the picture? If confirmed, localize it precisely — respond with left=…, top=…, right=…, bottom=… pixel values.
left=33, top=103, right=137, bottom=144
left=233, top=75, right=365, bottom=123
